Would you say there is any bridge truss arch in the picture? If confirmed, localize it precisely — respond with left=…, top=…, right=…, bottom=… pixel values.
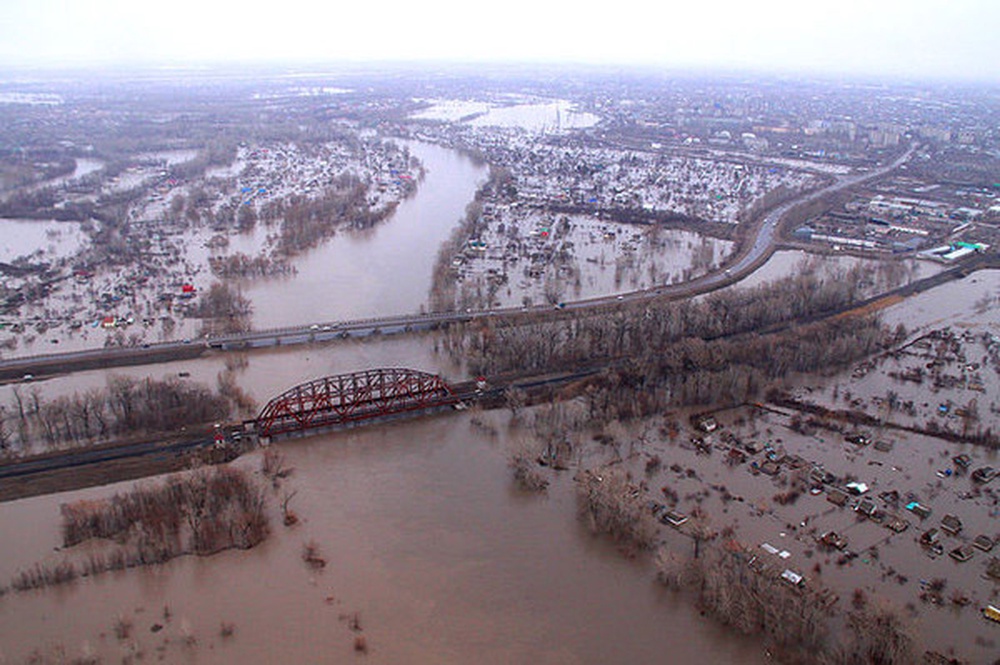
left=255, top=368, right=456, bottom=438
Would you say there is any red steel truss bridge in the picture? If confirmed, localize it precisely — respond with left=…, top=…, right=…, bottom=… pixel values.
left=254, top=368, right=458, bottom=439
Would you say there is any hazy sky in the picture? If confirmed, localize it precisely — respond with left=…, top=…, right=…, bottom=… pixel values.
left=1, top=0, right=998, bottom=81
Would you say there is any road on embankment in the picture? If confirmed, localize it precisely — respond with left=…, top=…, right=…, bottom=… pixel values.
left=0, top=142, right=926, bottom=382
left=0, top=367, right=597, bottom=501
left=3, top=248, right=998, bottom=502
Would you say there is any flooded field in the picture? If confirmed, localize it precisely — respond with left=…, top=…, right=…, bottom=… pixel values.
left=735, top=249, right=946, bottom=291
left=0, top=413, right=767, bottom=665
left=2, top=263, right=999, bottom=662
left=412, top=98, right=599, bottom=132
left=0, top=219, right=86, bottom=264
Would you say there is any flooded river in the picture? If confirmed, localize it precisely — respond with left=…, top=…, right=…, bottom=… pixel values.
left=3, top=266, right=999, bottom=663
left=241, top=142, right=487, bottom=329
left=0, top=412, right=768, bottom=664
left=5, top=115, right=997, bottom=662
left=2, top=142, right=485, bottom=356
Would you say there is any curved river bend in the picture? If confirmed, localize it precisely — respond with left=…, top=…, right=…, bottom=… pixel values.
left=242, top=142, right=486, bottom=329
left=0, top=140, right=770, bottom=664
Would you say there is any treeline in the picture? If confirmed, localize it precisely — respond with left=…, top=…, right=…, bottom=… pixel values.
left=209, top=252, right=294, bottom=278
left=429, top=166, right=512, bottom=312
left=168, top=140, right=239, bottom=181
left=582, top=314, right=891, bottom=420
left=0, top=152, right=75, bottom=189
left=656, top=538, right=917, bottom=665
left=61, top=465, right=268, bottom=554
left=442, top=265, right=900, bottom=417
left=0, top=186, right=97, bottom=221
left=576, top=467, right=659, bottom=549
left=10, top=467, right=268, bottom=592
left=444, top=264, right=886, bottom=377
left=1, top=375, right=230, bottom=455
left=258, top=175, right=388, bottom=257
left=189, top=282, right=253, bottom=335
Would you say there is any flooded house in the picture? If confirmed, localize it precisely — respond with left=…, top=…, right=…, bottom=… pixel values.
left=940, top=514, right=963, bottom=536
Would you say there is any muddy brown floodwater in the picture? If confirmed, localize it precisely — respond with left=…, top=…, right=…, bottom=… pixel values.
left=240, top=142, right=488, bottom=329
left=0, top=412, right=768, bottom=664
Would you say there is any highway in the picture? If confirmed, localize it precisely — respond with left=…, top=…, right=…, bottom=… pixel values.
left=0, top=144, right=919, bottom=381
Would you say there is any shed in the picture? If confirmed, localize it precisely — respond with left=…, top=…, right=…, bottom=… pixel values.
left=884, top=515, right=909, bottom=533
left=920, top=528, right=940, bottom=547
left=940, top=514, right=963, bottom=536
left=809, top=468, right=827, bottom=485
left=973, top=535, right=994, bottom=553
left=855, top=499, right=878, bottom=518
left=988, top=558, right=1000, bottom=581
left=820, top=531, right=848, bottom=550
left=950, top=545, right=974, bottom=563
left=972, top=466, right=997, bottom=484
left=781, top=570, right=804, bottom=587
left=845, top=433, right=871, bottom=447
left=726, top=448, right=747, bottom=465
left=846, top=482, right=869, bottom=495
left=662, top=511, right=688, bottom=528
left=827, top=488, right=850, bottom=507
left=695, top=415, right=718, bottom=433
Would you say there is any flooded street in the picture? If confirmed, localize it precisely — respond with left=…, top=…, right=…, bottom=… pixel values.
left=0, top=413, right=767, bottom=664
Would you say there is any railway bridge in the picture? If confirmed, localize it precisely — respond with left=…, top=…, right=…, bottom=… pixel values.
left=253, top=368, right=460, bottom=440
